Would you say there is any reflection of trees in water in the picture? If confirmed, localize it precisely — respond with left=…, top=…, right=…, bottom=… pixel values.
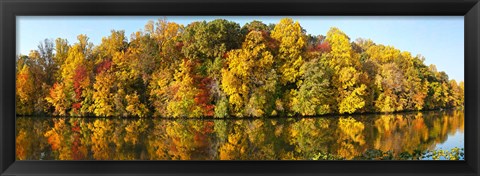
left=146, top=120, right=216, bottom=160
left=368, top=111, right=465, bottom=158
left=89, top=119, right=113, bottom=160
left=219, top=120, right=281, bottom=160
left=16, top=110, right=464, bottom=160
left=287, top=118, right=333, bottom=159
left=44, top=118, right=74, bottom=160
left=16, top=118, right=50, bottom=160
left=336, top=117, right=366, bottom=159
left=371, top=113, right=431, bottom=156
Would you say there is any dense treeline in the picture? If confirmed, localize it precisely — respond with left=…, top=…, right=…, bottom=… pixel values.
left=16, top=18, right=464, bottom=118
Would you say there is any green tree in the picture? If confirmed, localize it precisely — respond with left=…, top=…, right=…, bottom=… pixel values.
left=180, top=19, right=243, bottom=116
left=241, top=20, right=270, bottom=36
left=290, top=56, right=331, bottom=115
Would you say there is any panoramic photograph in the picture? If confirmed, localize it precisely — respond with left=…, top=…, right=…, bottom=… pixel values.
left=15, top=16, right=464, bottom=160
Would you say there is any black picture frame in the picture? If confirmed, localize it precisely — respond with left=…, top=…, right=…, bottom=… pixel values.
left=1, top=0, right=479, bottom=175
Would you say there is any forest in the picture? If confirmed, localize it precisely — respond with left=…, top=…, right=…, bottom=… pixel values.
left=16, top=18, right=465, bottom=118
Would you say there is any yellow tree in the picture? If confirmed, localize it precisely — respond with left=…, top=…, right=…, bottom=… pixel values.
left=125, top=92, right=149, bottom=117
left=46, top=35, right=92, bottom=116
left=271, top=18, right=306, bottom=85
left=92, top=69, right=116, bottom=117
left=90, top=33, right=119, bottom=117
left=221, top=31, right=276, bottom=117
left=61, top=44, right=84, bottom=115
left=60, top=36, right=90, bottom=90
left=364, top=45, right=422, bottom=112
left=149, top=67, right=175, bottom=117
left=110, top=30, right=154, bottom=117
left=458, top=81, right=464, bottom=106
left=326, top=27, right=368, bottom=114
left=375, top=62, right=405, bottom=112
left=16, top=65, right=35, bottom=115
left=146, top=20, right=184, bottom=117
left=91, top=30, right=137, bottom=117
left=45, top=83, right=69, bottom=116
left=54, top=38, right=70, bottom=71
left=423, top=65, right=452, bottom=109
left=149, top=19, right=184, bottom=67
left=166, top=59, right=202, bottom=118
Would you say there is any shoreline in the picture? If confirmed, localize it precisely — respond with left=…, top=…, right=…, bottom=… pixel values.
left=16, top=107, right=463, bottom=120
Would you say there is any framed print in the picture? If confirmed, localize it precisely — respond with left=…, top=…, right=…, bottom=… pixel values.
left=1, top=0, right=479, bottom=175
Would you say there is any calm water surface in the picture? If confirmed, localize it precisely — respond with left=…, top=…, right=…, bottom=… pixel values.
left=16, top=110, right=464, bottom=160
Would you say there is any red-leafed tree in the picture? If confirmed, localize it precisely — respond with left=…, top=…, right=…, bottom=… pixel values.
left=194, top=77, right=215, bottom=117
left=95, top=59, right=112, bottom=74
left=73, top=65, right=89, bottom=111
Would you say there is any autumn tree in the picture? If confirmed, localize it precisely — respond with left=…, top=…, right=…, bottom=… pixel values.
left=94, top=33, right=121, bottom=116
left=180, top=19, right=243, bottom=115
left=422, top=65, right=453, bottom=110
left=46, top=35, right=93, bottom=116
left=458, top=81, right=464, bottom=106
left=91, top=30, right=128, bottom=117
left=221, top=31, right=277, bottom=117
left=290, top=56, right=331, bottom=116
left=18, top=41, right=57, bottom=115
left=241, top=20, right=270, bottom=36
left=149, top=67, right=175, bottom=117
left=16, top=65, right=35, bottom=115
left=147, top=20, right=184, bottom=117
left=111, top=31, right=150, bottom=117
left=271, top=18, right=307, bottom=85
left=91, top=62, right=116, bottom=116
left=166, top=59, right=203, bottom=118
left=326, top=27, right=368, bottom=114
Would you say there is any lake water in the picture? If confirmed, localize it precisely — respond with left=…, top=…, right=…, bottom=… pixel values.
left=15, top=110, right=464, bottom=160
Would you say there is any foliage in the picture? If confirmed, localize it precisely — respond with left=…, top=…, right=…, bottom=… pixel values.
left=271, top=18, right=306, bottom=85
left=290, top=57, right=331, bottom=115
left=166, top=59, right=204, bottom=118
left=312, top=148, right=465, bottom=160
left=326, top=27, right=368, bottom=114
left=17, top=18, right=464, bottom=118
left=221, top=31, right=277, bottom=117
left=16, top=65, right=35, bottom=115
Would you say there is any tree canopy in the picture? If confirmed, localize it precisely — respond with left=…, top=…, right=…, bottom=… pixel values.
left=16, top=18, right=464, bottom=118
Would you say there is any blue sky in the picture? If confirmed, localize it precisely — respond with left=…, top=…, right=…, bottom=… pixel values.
left=17, top=16, right=464, bottom=81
